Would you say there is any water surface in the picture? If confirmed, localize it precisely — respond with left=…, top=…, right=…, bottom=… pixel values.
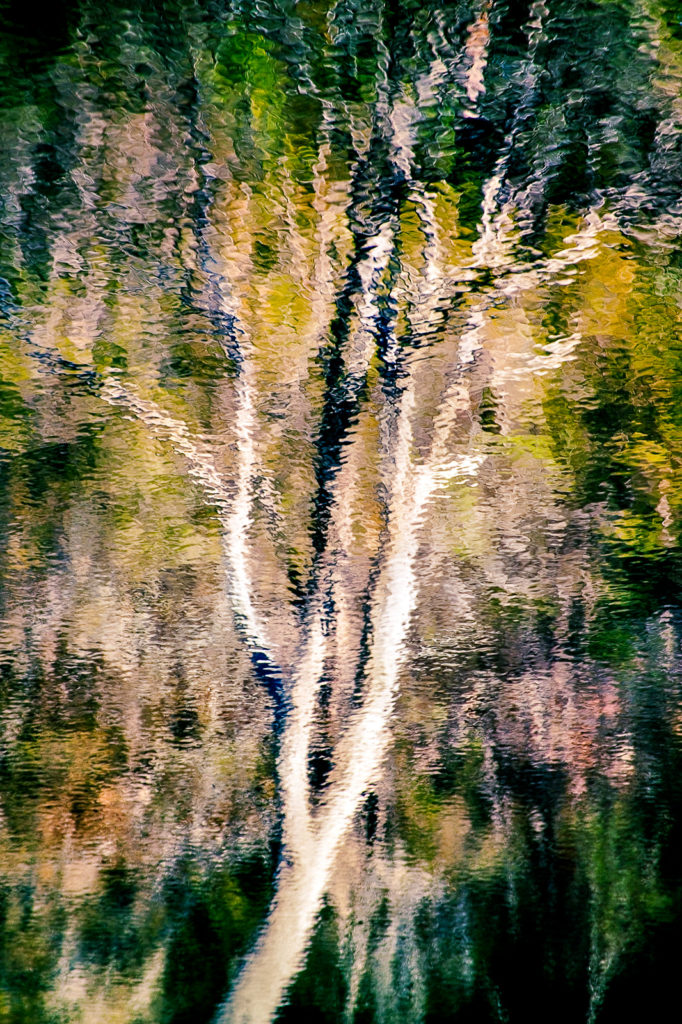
left=1, top=1, right=682, bottom=1021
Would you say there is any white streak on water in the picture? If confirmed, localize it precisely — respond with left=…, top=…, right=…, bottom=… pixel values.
left=220, top=378, right=434, bottom=1024
left=98, top=378, right=281, bottom=682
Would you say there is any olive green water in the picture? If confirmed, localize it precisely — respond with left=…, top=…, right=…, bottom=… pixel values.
left=1, top=1, right=682, bottom=1021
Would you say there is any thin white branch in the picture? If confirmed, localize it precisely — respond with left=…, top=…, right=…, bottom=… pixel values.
left=98, top=377, right=284, bottom=684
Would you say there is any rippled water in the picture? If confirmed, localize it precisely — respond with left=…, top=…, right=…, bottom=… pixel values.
left=1, top=1, right=682, bottom=1021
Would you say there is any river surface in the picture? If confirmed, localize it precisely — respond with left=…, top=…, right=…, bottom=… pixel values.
left=1, top=1, right=682, bottom=1022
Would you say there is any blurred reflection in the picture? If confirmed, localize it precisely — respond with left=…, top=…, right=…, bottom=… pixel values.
left=1, top=1, right=682, bottom=1022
